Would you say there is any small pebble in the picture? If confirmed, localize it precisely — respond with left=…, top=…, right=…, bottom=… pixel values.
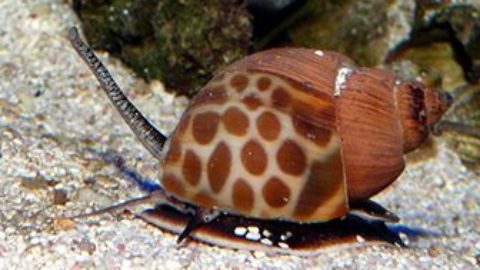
left=52, top=189, right=68, bottom=205
left=53, top=218, right=76, bottom=230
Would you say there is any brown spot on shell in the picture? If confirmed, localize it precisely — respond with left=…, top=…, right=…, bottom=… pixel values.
left=257, top=111, right=281, bottom=141
left=241, top=140, right=268, bottom=175
left=263, top=177, right=290, bottom=208
left=271, top=87, right=291, bottom=108
left=164, top=139, right=182, bottom=164
left=232, top=178, right=254, bottom=212
left=182, top=150, right=202, bottom=186
left=162, top=174, right=185, bottom=196
left=294, top=150, right=344, bottom=219
left=164, top=114, right=191, bottom=164
left=277, top=139, right=307, bottom=176
left=192, top=111, right=220, bottom=144
left=291, top=103, right=334, bottom=146
left=192, top=191, right=217, bottom=208
left=190, top=85, right=227, bottom=106
left=207, top=142, right=231, bottom=193
left=257, top=77, right=272, bottom=91
left=221, top=107, right=249, bottom=136
left=242, top=94, right=263, bottom=110
left=230, top=74, right=249, bottom=92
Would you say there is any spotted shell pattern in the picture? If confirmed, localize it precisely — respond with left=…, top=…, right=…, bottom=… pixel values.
left=160, top=70, right=348, bottom=222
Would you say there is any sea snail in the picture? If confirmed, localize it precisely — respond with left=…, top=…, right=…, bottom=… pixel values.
left=68, top=27, right=452, bottom=251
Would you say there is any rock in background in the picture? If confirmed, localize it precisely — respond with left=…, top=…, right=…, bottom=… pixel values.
left=73, top=0, right=252, bottom=96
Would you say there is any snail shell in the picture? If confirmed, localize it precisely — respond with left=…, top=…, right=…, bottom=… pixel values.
left=160, top=48, right=451, bottom=222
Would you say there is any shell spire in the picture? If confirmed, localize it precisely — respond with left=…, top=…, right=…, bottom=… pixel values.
left=395, top=81, right=452, bottom=153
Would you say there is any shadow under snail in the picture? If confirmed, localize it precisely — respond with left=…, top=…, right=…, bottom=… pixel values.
left=67, top=27, right=452, bottom=255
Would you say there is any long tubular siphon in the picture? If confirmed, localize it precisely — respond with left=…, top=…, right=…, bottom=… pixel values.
left=68, top=27, right=167, bottom=159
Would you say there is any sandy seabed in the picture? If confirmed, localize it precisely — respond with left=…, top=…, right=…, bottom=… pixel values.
left=0, top=1, right=478, bottom=269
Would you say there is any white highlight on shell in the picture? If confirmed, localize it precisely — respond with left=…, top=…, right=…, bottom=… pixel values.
left=278, top=242, right=290, bottom=249
left=234, top=227, right=247, bottom=236
left=334, top=67, right=353, bottom=97
left=314, top=50, right=324, bottom=57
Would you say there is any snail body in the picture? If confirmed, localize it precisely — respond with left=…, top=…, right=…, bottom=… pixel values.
left=68, top=28, right=451, bottom=251
left=160, top=48, right=451, bottom=222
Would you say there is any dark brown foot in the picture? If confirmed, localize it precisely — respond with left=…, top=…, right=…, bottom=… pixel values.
left=350, top=199, right=400, bottom=222
left=139, top=204, right=406, bottom=255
